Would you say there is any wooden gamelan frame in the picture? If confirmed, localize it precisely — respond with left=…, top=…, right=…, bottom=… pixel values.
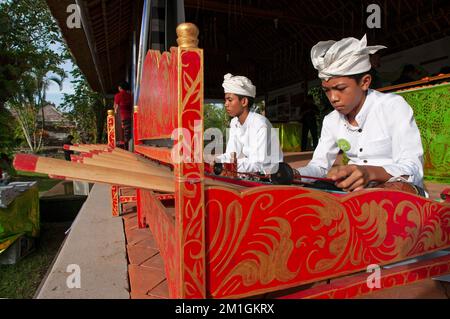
left=107, top=23, right=449, bottom=299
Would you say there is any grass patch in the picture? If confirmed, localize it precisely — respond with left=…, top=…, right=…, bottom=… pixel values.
left=16, top=171, right=48, bottom=178
left=0, top=163, right=77, bottom=298
left=13, top=171, right=60, bottom=194
left=0, top=222, right=69, bottom=299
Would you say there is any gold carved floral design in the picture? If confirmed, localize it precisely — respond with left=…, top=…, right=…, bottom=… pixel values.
left=205, top=187, right=450, bottom=298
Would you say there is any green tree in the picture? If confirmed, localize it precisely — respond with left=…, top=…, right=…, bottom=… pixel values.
left=60, top=67, right=107, bottom=143
left=0, top=109, right=20, bottom=157
left=204, top=103, right=229, bottom=134
left=1, top=0, right=66, bottom=153
left=308, top=86, right=333, bottom=137
left=8, top=70, right=65, bottom=153
left=0, top=0, right=62, bottom=110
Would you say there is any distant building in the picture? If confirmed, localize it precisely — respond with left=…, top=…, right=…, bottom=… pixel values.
left=38, top=104, right=76, bottom=147
left=11, top=104, right=75, bottom=147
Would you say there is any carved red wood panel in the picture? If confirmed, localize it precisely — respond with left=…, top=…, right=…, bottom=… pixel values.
left=173, top=49, right=206, bottom=298
left=137, top=48, right=178, bottom=140
left=205, top=186, right=450, bottom=298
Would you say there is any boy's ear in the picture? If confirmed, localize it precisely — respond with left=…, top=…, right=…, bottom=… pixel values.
left=360, top=74, right=372, bottom=90
left=240, top=97, right=249, bottom=108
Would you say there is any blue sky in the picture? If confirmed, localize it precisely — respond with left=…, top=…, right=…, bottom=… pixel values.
left=46, top=43, right=76, bottom=108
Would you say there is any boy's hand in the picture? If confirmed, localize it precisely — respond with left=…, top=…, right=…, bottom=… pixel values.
left=327, top=165, right=371, bottom=192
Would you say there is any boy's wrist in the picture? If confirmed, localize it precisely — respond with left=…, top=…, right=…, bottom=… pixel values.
left=366, top=166, right=376, bottom=182
left=365, top=165, right=391, bottom=183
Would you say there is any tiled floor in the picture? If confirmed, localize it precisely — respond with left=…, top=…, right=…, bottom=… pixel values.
left=122, top=209, right=449, bottom=299
left=120, top=167, right=449, bottom=299
left=122, top=211, right=170, bottom=299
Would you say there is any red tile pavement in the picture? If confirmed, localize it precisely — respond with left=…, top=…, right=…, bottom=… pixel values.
left=126, top=228, right=154, bottom=246
left=127, top=245, right=159, bottom=265
left=124, top=216, right=138, bottom=230
left=148, top=280, right=170, bottom=298
left=129, top=291, right=166, bottom=299
left=122, top=211, right=169, bottom=299
left=128, top=264, right=166, bottom=294
left=140, top=253, right=165, bottom=270
left=122, top=211, right=138, bottom=220
left=131, top=235, right=159, bottom=249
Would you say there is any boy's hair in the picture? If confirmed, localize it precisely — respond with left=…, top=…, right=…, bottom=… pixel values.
left=347, top=70, right=372, bottom=84
left=119, top=81, right=130, bottom=90
left=236, top=94, right=255, bottom=108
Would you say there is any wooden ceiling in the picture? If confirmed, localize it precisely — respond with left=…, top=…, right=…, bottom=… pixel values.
left=46, top=0, right=450, bottom=98
left=185, top=0, right=450, bottom=97
left=46, top=0, right=138, bottom=94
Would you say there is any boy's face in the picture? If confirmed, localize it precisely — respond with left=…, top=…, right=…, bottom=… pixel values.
left=321, top=75, right=371, bottom=116
left=224, top=93, right=247, bottom=117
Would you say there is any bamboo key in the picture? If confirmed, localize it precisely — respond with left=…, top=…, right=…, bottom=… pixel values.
left=82, top=144, right=139, bottom=160
left=70, top=147, right=174, bottom=173
left=14, top=154, right=245, bottom=191
left=58, top=144, right=248, bottom=190
left=71, top=153, right=173, bottom=178
left=71, top=152, right=245, bottom=190
left=65, top=144, right=138, bottom=161
left=88, top=150, right=144, bottom=163
left=65, top=144, right=159, bottom=164
left=77, top=144, right=143, bottom=161
left=65, top=144, right=109, bottom=153
left=73, top=143, right=110, bottom=151
left=14, top=154, right=175, bottom=193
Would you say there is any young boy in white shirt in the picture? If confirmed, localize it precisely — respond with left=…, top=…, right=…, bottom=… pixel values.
left=296, top=35, right=425, bottom=193
left=215, top=73, right=283, bottom=174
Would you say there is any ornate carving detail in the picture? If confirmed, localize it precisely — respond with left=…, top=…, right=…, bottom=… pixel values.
left=176, top=48, right=205, bottom=298
left=205, top=187, right=450, bottom=298
left=110, top=185, right=119, bottom=217
left=107, top=111, right=115, bottom=148
left=137, top=49, right=178, bottom=139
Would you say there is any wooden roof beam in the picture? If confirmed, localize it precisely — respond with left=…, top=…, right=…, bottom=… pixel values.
left=101, top=0, right=114, bottom=89
left=184, top=0, right=332, bottom=30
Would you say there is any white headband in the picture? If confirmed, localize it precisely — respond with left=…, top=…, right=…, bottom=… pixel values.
left=222, top=73, right=256, bottom=98
left=311, top=34, right=386, bottom=80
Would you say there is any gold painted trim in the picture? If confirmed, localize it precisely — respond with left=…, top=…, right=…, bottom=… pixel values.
left=209, top=255, right=450, bottom=299
left=176, top=45, right=184, bottom=298
left=138, top=134, right=172, bottom=140
left=301, top=256, right=450, bottom=299
left=203, top=184, right=450, bottom=207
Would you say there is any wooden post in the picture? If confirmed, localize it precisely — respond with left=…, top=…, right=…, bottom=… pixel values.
left=133, top=105, right=140, bottom=146
left=133, top=104, right=143, bottom=226
left=107, top=110, right=116, bottom=148
left=107, top=109, right=120, bottom=216
left=173, top=23, right=206, bottom=298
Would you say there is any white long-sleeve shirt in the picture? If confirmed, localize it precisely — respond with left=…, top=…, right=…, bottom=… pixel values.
left=297, top=89, right=424, bottom=187
left=216, top=112, right=284, bottom=173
